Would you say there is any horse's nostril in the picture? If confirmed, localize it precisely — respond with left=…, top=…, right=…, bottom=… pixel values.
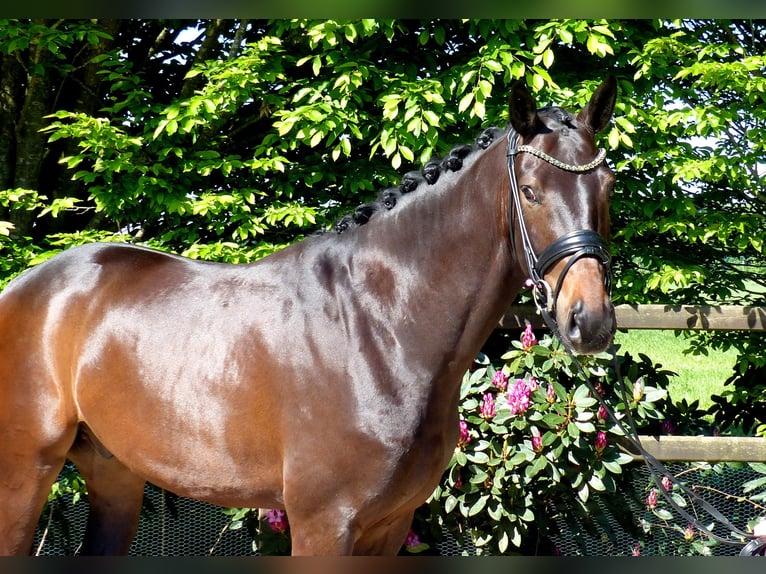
left=567, top=300, right=584, bottom=343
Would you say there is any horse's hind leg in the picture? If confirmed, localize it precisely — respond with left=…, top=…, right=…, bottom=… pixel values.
left=0, top=446, right=70, bottom=555
left=68, top=433, right=146, bottom=555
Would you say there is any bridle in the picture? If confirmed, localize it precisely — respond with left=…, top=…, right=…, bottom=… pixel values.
left=505, top=128, right=611, bottom=318
left=504, top=128, right=765, bottom=555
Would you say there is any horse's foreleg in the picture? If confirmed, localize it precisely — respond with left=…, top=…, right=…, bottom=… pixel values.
left=351, top=511, right=415, bottom=555
left=286, top=501, right=416, bottom=556
left=69, top=440, right=146, bottom=555
left=288, top=514, right=356, bottom=556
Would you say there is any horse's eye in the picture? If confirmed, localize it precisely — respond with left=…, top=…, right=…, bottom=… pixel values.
left=521, top=185, right=539, bottom=204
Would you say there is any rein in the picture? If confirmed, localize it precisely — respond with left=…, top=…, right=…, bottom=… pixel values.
left=505, top=129, right=765, bottom=555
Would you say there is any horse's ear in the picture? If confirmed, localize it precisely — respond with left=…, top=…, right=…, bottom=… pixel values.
left=577, top=76, right=617, bottom=135
left=509, top=81, right=541, bottom=138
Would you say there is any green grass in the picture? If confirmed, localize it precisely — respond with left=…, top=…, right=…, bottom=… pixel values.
left=614, top=330, right=738, bottom=411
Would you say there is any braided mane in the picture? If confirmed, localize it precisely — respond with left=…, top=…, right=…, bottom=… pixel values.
left=325, top=126, right=506, bottom=235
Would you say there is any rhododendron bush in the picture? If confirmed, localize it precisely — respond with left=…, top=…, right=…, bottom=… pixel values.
left=412, top=326, right=667, bottom=555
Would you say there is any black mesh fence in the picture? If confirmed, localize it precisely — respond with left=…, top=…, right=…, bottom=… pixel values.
left=33, top=461, right=764, bottom=556
left=548, top=462, right=763, bottom=556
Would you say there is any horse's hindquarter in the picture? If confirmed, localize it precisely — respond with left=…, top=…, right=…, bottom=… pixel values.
left=49, top=243, right=298, bottom=506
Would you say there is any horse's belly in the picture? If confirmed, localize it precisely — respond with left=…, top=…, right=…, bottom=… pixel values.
left=74, top=360, right=288, bottom=508
left=80, top=408, right=287, bottom=508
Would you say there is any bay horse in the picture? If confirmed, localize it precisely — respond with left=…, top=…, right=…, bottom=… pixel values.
left=0, top=77, right=617, bottom=555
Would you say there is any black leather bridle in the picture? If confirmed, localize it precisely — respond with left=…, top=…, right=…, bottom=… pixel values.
left=506, top=128, right=611, bottom=317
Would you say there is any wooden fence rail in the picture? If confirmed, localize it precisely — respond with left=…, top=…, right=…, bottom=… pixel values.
left=499, top=303, right=766, bottom=462
left=621, top=435, right=766, bottom=463
left=500, top=304, right=766, bottom=331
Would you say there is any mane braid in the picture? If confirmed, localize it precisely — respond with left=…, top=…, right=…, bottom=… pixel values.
left=328, top=125, right=506, bottom=235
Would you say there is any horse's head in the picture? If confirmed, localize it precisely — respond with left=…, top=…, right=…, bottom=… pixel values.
left=507, top=77, right=617, bottom=354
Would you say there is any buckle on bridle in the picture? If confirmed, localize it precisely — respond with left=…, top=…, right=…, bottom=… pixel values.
left=530, top=278, right=555, bottom=314
left=740, top=537, right=766, bottom=556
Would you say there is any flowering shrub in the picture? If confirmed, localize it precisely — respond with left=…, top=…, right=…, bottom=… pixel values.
left=413, top=325, right=668, bottom=554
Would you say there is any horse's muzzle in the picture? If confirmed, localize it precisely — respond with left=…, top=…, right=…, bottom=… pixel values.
left=562, top=298, right=616, bottom=355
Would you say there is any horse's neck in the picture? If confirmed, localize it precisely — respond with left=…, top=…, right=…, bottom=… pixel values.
left=349, top=144, right=523, bottom=403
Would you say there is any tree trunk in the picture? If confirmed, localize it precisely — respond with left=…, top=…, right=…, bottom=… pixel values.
left=180, top=19, right=226, bottom=99
left=0, top=53, right=24, bottom=221
left=12, top=20, right=54, bottom=239
left=44, top=19, right=122, bottom=236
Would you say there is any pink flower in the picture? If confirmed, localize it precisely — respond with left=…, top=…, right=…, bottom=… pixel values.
left=507, top=380, right=531, bottom=415
left=404, top=529, right=421, bottom=548
left=454, top=474, right=463, bottom=489
left=661, top=420, right=676, bottom=435
left=527, top=376, right=539, bottom=391
left=661, top=476, right=672, bottom=491
left=531, top=430, right=543, bottom=453
left=633, top=379, right=644, bottom=402
left=632, top=543, right=641, bottom=556
left=457, top=419, right=470, bottom=447
left=646, top=489, right=658, bottom=510
left=265, top=509, right=288, bottom=533
left=491, top=370, right=509, bottom=391
left=683, top=523, right=695, bottom=541
left=595, top=431, right=607, bottom=453
left=521, top=323, right=537, bottom=350
left=546, top=383, right=556, bottom=403
left=597, top=404, right=608, bottom=421
left=480, top=393, right=496, bottom=419
left=524, top=278, right=535, bottom=288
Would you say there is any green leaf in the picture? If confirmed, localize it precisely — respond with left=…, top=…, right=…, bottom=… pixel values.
left=541, top=413, right=566, bottom=428
left=445, top=494, right=459, bottom=514
left=498, top=528, right=509, bottom=553
left=653, top=508, right=674, bottom=521
left=525, top=454, right=547, bottom=478
left=601, top=460, right=623, bottom=474
left=573, top=385, right=596, bottom=408
left=588, top=472, right=605, bottom=491
left=743, top=475, right=766, bottom=494
left=487, top=500, right=503, bottom=521
left=468, top=494, right=489, bottom=516
left=457, top=92, right=473, bottom=114
left=575, top=421, right=596, bottom=433
left=466, top=451, right=489, bottom=464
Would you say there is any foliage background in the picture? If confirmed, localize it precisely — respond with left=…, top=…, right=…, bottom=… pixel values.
left=3, top=18, right=763, bottom=429
left=2, top=19, right=765, bottom=553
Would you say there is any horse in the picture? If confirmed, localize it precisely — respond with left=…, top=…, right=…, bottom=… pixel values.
left=0, top=77, right=617, bottom=555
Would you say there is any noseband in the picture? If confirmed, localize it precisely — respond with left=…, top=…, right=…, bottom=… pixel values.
left=506, top=129, right=611, bottom=317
